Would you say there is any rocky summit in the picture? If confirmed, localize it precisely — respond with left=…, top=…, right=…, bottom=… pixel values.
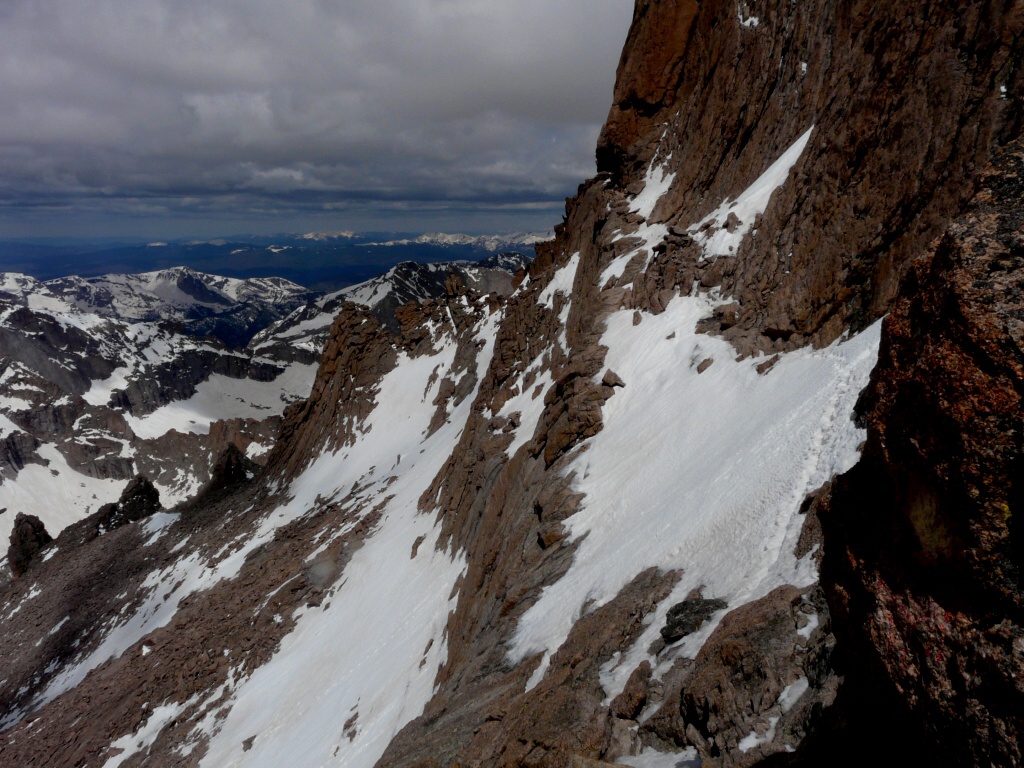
left=1, top=2, right=1022, bottom=767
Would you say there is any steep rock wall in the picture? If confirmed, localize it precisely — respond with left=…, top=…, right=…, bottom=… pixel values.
left=820, top=138, right=1024, bottom=767
left=600, top=0, right=1022, bottom=353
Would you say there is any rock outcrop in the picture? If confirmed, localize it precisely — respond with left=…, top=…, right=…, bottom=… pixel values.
left=819, top=136, right=1024, bottom=767
left=96, top=475, right=161, bottom=532
left=7, top=513, right=52, bottom=577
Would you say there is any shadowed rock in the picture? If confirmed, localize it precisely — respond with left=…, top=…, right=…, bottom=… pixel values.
left=205, top=445, right=261, bottom=495
left=8, top=513, right=53, bottom=577
left=96, top=475, right=161, bottom=532
left=661, top=596, right=729, bottom=642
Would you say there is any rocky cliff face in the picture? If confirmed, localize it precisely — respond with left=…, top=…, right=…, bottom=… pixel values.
left=0, top=2, right=1022, bottom=767
left=598, top=0, right=1021, bottom=355
left=819, top=137, right=1024, bottom=767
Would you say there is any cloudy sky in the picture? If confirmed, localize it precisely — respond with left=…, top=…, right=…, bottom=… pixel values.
left=0, top=0, right=634, bottom=239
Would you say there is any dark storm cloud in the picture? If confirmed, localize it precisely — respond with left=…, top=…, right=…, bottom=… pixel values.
left=0, top=0, right=634, bottom=236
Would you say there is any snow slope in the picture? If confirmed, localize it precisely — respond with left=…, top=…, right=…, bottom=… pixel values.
left=2, top=298, right=506, bottom=762
left=510, top=293, right=880, bottom=692
left=195, top=312, right=500, bottom=768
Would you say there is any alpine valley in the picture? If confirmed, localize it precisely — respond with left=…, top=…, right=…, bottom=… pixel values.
left=1, top=1, right=1023, bottom=767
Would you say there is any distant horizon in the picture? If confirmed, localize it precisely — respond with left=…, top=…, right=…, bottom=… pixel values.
left=0, top=227, right=554, bottom=247
left=0, top=210, right=565, bottom=242
left=0, top=229, right=546, bottom=291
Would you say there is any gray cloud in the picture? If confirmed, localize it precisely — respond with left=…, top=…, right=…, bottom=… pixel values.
left=0, top=0, right=634, bottom=237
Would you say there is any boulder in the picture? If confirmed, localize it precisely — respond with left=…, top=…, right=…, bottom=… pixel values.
left=661, top=597, right=729, bottom=642
left=7, top=512, right=53, bottom=577
left=96, top=475, right=161, bottom=532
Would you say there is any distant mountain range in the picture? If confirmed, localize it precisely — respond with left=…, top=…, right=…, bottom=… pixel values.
left=360, top=232, right=550, bottom=250
left=0, top=253, right=531, bottom=550
left=0, top=231, right=549, bottom=292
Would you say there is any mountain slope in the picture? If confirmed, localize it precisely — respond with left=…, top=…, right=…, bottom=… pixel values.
left=0, top=271, right=314, bottom=547
left=44, top=266, right=314, bottom=348
left=0, top=255, right=530, bottom=557
left=0, top=2, right=1022, bottom=767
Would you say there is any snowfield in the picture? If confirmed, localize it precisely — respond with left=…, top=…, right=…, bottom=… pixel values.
left=510, top=293, right=881, bottom=694
left=196, top=314, right=500, bottom=768
left=123, top=364, right=318, bottom=440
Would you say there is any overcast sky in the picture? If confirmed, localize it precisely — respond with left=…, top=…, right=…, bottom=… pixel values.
left=0, top=0, right=634, bottom=239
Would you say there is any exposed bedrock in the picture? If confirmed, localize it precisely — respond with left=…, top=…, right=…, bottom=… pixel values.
left=380, top=1, right=1024, bottom=765
left=599, top=0, right=1022, bottom=355
left=818, top=137, right=1024, bottom=768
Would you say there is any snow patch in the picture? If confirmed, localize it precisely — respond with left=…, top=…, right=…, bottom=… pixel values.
left=630, top=162, right=676, bottom=221
left=689, top=127, right=813, bottom=260
left=617, top=746, right=700, bottom=768
left=537, top=252, right=580, bottom=310
left=738, top=717, right=779, bottom=752
left=601, top=223, right=670, bottom=287
left=797, top=611, right=819, bottom=640
left=101, top=699, right=192, bottom=768
left=738, top=3, right=760, bottom=27
left=538, top=252, right=580, bottom=351
left=142, top=512, right=180, bottom=547
left=778, top=676, right=809, bottom=713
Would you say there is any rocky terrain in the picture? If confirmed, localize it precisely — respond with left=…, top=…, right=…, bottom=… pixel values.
left=0, top=257, right=527, bottom=551
left=0, top=1, right=1022, bottom=767
left=818, top=136, right=1024, bottom=766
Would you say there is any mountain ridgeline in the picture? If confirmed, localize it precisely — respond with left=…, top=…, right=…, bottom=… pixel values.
left=0, top=256, right=530, bottom=549
left=0, top=2, right=1022, bottom=768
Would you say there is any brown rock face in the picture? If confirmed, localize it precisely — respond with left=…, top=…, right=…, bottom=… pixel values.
left=820, top=138, right=1024, bottom=766
left=7, top=512, right=52, bottom=577
left=599, top=0, right=1023, bottom=354
left=96, top=475, right=161, bottom=531
left=598, top=0, right=700, bottom=166
left=268, top=304, right=399, bottom=481
left=640, top=586, right=835, bottom=768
